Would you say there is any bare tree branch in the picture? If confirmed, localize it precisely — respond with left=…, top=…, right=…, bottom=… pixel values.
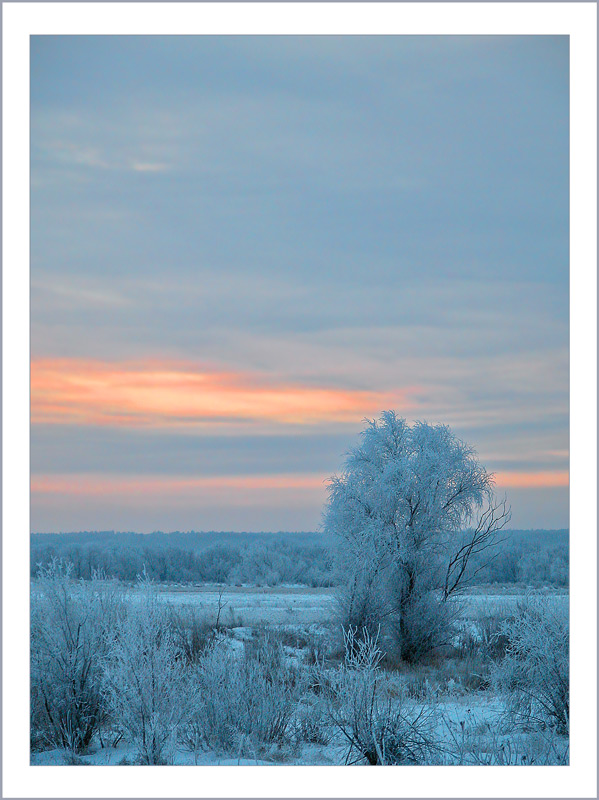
left=443, top=496, right=511, bottom=600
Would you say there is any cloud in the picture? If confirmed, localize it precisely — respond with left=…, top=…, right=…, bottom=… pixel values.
left=494, top=470, right=569, bottom=489
left=38, top=140, right=111, bottom=170
left=30, top=472, right=329, bottom=532
left=31, top=357, right=419, bottom=428
left=36, top=136, right=171, bottom=176
left=130, top=161, right=168, bottom=173
left=31, top=472, right=328, bottom=495
left=30, top=468, right=568, bottom=497
left=31, top=279, right=132, bottom=309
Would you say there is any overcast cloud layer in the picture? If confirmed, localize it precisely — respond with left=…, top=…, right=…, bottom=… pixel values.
left=31, top=36, right=569, bottom=532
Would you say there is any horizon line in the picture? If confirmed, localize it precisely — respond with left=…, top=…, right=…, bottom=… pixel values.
left=30, top=526, right=570, bottom=536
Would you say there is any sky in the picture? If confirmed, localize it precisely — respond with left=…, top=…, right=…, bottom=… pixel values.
left=30, top=35, right=569, bottom=533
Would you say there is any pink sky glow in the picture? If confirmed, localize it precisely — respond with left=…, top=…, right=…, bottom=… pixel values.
left=31, top=469, right=569, bottom=498
left=31, top=358, right=418, bottom=427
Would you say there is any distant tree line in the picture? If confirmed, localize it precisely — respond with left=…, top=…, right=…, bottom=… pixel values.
left=30, top=529, right=568, bottom=588
left=463, top=530, right=568, bottom=587
left=30, top=532, right=334, bottom=587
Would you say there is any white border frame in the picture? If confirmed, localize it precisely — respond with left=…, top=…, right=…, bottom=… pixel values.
left=3, top=3, right=597, bottom=798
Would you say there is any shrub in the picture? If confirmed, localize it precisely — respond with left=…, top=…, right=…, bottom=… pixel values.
left=443, top=714, right=569, bottom=765
left=320, top=628, right=441, bottom=765
left=102, top=580, right=193, bottom=764
left=493, top=597, right=569, bottom=734
left=184, top=635, right=305, bottom=757
left=168, top=606, right=215, bottom=664
left=334, top=568, right=390, bottom=646
left=294, top=692, right=333, bottom=745
left=30, top=560, right=121, bottom=754
left=387, top=588, right=458, bottom=664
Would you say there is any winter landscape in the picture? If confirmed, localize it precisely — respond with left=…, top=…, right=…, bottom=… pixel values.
left=31, top=415, right=570, bottom=767
left=30, top=573, right=569, bottom=766
left=30, top=36, right=569, bottom=769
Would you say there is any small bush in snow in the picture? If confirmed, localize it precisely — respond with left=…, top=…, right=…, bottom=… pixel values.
left=168, top=606, right=215, bottom=664
left=320, top=628, right=441, bottom=765
left=295, top=697, right=333, bottom=745
left=30, top=560, right=122, bottom=754
left=184, top=635, right=305, bottom=757
left=102, top=579, right=193, bottom=764
left=493, top=597, right=569, bottom=735
left=443, top=713, right=569, bottom=765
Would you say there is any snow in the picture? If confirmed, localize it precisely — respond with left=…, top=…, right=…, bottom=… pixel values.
left=125, top=585, right=336, bottom=625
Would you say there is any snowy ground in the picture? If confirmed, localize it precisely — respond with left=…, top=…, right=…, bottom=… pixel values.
left=140, top=584, right=336, bottom=625
left=122, top=583, right=568, bottom=627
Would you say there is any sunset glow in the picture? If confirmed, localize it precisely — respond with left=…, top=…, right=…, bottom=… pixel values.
left=493, top=471, right=569, bottom=489
left=31, top=358, right=415, bottom=428
left=31, top=473, right=329, bottom=496
left=31, top=469, right=569, bottom=498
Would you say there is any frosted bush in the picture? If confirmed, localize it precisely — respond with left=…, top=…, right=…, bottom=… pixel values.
left=185, top=635, right=305, bottom=756
left=168, top=606, right=215, bottom=664
left=320, top=628, right=441, bottom=764
left=102, top=581, right=193, bottom=764
left=30, top=560, right=122, bottom=754
left=334, top=565, right=391, bottom=645
left=493, top=597, right=569, bottom=734
left=295, top=698, right=333, bottom=745
left=387, top=587, right=458, bottom=664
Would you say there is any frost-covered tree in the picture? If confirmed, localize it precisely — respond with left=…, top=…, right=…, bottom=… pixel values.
left=323, top=412, right=510, bottom=661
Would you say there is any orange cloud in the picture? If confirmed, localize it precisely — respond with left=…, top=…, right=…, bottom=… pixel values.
left=31, top=358, right=416, bottom=428
left=31, top=470, right=568, bottom=502
left=31, top=473, right=328, bottom=496
left=494, top=470, right=569, bottom=488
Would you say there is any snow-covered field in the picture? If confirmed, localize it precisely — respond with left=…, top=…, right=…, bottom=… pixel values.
left=141, top=584, right=336, bottom=625
left=31, top=581, right=569, bottom=767
left=124, top=583, right=568, bottom=627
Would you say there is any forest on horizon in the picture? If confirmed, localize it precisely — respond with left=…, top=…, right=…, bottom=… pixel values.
left=31, top=529, right=569, bottom=588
